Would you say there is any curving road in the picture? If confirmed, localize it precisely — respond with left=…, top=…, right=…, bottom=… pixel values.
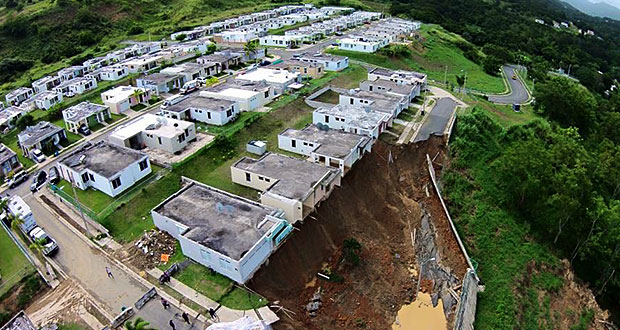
left=488, top=65, right=530, bottom=105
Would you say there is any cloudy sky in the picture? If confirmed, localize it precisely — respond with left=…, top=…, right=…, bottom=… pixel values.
left=590, top=0, right=620, bottom=8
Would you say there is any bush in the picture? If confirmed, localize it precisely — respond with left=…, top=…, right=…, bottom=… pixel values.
left=128, top=25, right=144, bottom=35
left=17, top=274, right=42, bottom=309
left=175, top=33, right=187, bottom=41
left=15, top=114, right=34, bottom=130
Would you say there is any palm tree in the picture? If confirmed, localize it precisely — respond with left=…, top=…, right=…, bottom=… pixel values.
left=8, top=213, right=24, bottom=233
left=29, top=237, right=46, bottom=255
left=455, top=74, right=466, bottom=90
left=244, top=40, right=258, bottom=61
left=125, top=318, right=155, bottom=330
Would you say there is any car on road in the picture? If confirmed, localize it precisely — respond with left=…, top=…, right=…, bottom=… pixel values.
left=78, top=124, right=91, bottom=136
left=48, top=166, right=59, bottom=185
left=512, top=74, right=517, bottom=80
left=31, top=149, right=46, bottom=163
left=292, top=54, right=301, bottom=59
left=28, top=227, right=58, bottom=256
left=180, top=80, right=199, bottom=94
left=161, top=94, right=188, bottom=110
left=30, top=170, right=47, bottom=192
left=196, top=76, right=208, bottom=85
left=8, top=170, right=29, bottom=189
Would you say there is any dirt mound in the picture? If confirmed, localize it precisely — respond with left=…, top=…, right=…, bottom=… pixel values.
left=250, top=137, right=469, bottom=329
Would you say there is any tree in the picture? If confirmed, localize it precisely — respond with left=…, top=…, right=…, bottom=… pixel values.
left=482, top=55, right=502, bottom=76
left=342, top=238, right=362, bottom=266
left=455, top=74, right=466, bottom=90
left=8, top=213, right=24, bottom=233
left=243, top=40, right=258, bottom=59
left=29, top=238, right=46, bottom=255
left=125, top=317, right=155, bottom=330
left=15, top=114, right=34, bottom=130
left=207, top=43, right=217, bottom=54
left=174, top=34, right=187, bottom=42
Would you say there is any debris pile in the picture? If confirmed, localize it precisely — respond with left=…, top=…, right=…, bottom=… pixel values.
left=125, top=230, right=178, bottom=270
left=304, top=288, right=322, bottom=317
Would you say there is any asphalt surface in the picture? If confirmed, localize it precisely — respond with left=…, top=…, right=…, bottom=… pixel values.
left=488, top=65, right=530, bottom=105
left=414, top=98, right=457, bottom=142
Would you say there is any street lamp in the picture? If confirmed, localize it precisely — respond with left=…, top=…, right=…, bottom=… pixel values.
left=461, top=69, right=468, bottom=95
left=71, top=183, right=90, bottom=236
left=415, top=257, right=436, bottom=300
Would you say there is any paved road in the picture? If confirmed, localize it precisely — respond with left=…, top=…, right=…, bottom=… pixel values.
left=488, top=65, right=530, bottom=105
left=414, top=98, right=457, bottom=142
left=23, top=192, right=204, bottom=329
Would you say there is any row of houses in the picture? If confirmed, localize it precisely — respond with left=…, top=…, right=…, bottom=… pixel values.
left=338, top=17, right=422, bottom=53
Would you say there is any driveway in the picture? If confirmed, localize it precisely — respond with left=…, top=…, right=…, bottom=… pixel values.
left=488, top=65, right=530, bottom=105
left=414, top=98, right=457, bottom=142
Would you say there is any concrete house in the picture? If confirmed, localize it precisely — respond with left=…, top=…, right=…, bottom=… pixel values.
left=339, top=90, right=408, bottom=120
left=97, top=66, right=129, bottom=81
left=200, top=81, right=276, bottom=111
left=368, top=67, right=427, bottom=89
left=196, top=52, right=242, bottom=71
left=338, top=37, right=383, bottom=53
left=123, top=54, right=163, bottom=73
left=231, top=152, right=341, bottom=223
left=152, top=178, right=293, bottom=284
left=259, top=35, right=303, bottom=48
left=0, top=143, right=21, bottom=175
left=101, top=86, right=151, bottom=114
left=109, top=114, right=196, bottom=154
left=58, top=141, right=151, bottom=197
left=17, top=121, right=67, bottom=158
left=360, top=79, right=420, bottom=102
left=278, top=124, right=371, bottom=176
left=161, top=63, right=215, bottom=82
left=313, top=105, right=390, bottom=139
left=271, top=60, right=324, bottom=79
left=58, top=66, right=86, bottom=81
left=136, top=73, right=184, bottom=95
left=54, top=77, right=97, bottom=96
left=62, top=102, right=110, bottom=133
left=0, top=106, right=24, bottom=131
left=299, top=54, right=349, bottom=71
left=82, top=57, right=108, bottom=72
left=214, top=29, right=258, bottom=44
left=161, top=95, right=239, bottom=126
left=5, top=88, right=34, bottom=106
left=32, top=76, right=62, bottom=93
left=236, top=68, right=301, bottom=94
left=32, top=91, right=63, bottom=110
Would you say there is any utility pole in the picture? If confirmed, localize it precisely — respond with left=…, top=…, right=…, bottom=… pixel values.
left=444, top=66, right=448, bottom=87
left=71, top=183, right=90, bottom=236
left=415, top=257, right=436, bottom=300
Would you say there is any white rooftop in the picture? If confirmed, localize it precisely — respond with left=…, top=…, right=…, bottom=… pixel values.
left=236, top=68, right=299, bottom=84
left=110, top=113, right=193, bottom=140
left=102, top=86, right=146, bottom=103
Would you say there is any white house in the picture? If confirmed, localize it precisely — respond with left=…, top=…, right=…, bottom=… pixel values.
left=313, top=105, right=390, bottom=139
left=368, top=67, right=427, bottom=88
left=17, top=121, right=67, bottom=158
left=161, top=95, right=239, bottom=126
left=58, top=66, right=86, bottom=81
left=214, top=29, right=258, bottom=44
left=339, top=89, right=408, bottom=120
left=161, top=63, right=216, bottom=82
left=359, top=79, right=420, bottom=102
left=54, top=77, right=98, bottom=96
left=32, top=91, right=63, bottom=110
left=259, top=35, right=303, bottom=48
left=338, top=37, right=383, bottom=53
left=32, top=76, right=62, bottom=93
left=151, top=178, right=293, bottom=284
left=278, top=124, right=372, bottom=176
left=101, top=86, right=152, bottom=114
left=236, top=68, right=301, bottom=94
left=122, top=54, right=163, bottom=73
left=109, top=114, right=196, bottom=154
left=5, top=87, right=34, bottom=106
left=0, top=106, right=24, bottom=130
left=58, top=141, right=152, bottom=197
left=231, top=152, right=341, bottom=223
left=97, top=66, right=129, bottom=81
left=299, top=54, right=349, bottom=71
left=200, top=81, right=276, bottom=111
left=136, top=73, right=185, bottom=95
left=62, top=102, right=110, bottom=133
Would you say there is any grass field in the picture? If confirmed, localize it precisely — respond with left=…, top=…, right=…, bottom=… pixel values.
left=461, top=94, right=538, bottom=127
left=0, top=227, right=34, bottom=297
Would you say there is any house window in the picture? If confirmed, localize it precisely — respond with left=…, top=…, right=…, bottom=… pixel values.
left=89, top=173, right=95, bottom=181
left=264, top=91, right=269, bottom=98
left=245, top=172, right=251, bottom=182
left=200, top=249, right=211, bottom=260
left=369, top=86, right=373, bottom=92
left=258, top=176, right=264, bottom=181
left=291, top=139, right=296, bottom=148
left=226, top=109, right=233, bottom=117
left=158, top=137, right=162, bottom=144
left=81, top=173, right=89, bottom=183
left=207, top=112, right=211, bottom=119
left=111, top=177, right=122, bottom=189
left=325, top=115, right=329, bottom=123
left=265, top=178, right=270, bottom=182
left=139, top=159, right=148, bottom=171
left=350, top=98, right=354, bottom=105
left=185, top=128, right=189, bottom=136
left=178, top=134, right=186, bottom=143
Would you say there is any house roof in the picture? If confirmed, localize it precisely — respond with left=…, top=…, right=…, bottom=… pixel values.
left=314, top=105, right=389, bottom=130
left=111, top=114, right=193, bottom=140
left=164, top=95, right=235, bottom=113
left=361, top=79, right=418, bottom=95
left=0, top=107, right=24, bottom=125
left=63, top=102, right=108, bottom=123
left=0, top=311, right=36, bottom=330
left=5, top=88, right=32, bottom=100
left=236, top=68, right=299, bottom=84
left=138, top=73, right=181, bottom=85
left=0, top=143, right=16, bottom=164
left=153, top=180, right=280, bottom=260
left=280, top=124, right=369, bottom=159
left=59, top=141, right=147, bottom=178
left=17, top=121, right=64, bottom=148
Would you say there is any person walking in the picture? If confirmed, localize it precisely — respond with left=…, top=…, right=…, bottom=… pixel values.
left=161, top=297, right=170, bottom=309
left=182, top=312, right=190, bottom=324
left=208, top=308, right=218, bottom=321
left=105, top=267, right=114, bottom=279
left=169, top=319, right=176, bottom=330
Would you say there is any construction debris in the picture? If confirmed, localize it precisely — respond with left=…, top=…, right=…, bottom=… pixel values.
left=120, top=230, right=178, bottom=270
left=304, top=288, right=323, bottom=317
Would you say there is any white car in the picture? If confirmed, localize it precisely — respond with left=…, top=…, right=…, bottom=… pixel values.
left=28, top=227, right=58, bottom=256
left=31, top=149, right=46, bottom=163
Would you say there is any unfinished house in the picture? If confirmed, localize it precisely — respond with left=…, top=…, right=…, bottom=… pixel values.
left=161, top=95, right=239, bottom=126
left=367, top=67, right=427, bottom=89
left=312, top=105, right=390, bottom=139
left=109, top=114, right=196, bottom=154
left=17, top=121, right=67, bottom=158
left=359, top=79, right=420, bottom=103
left=278, top=124, right=372, bottom=176
left=58, top=141, right=151, bottom=197
left=62, top=102, right=110, bottom=133
left=152, top=178, right=293, bottom=284
left=231, top=152, right=341, bottom=223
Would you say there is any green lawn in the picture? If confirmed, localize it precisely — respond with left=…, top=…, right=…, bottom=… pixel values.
left=462, top=94, right=538, bottom=127
left=106, top=113, right=126, bottom=124
left=55, top=179, right=114, bottom=215
left=0, top=227, right=35, bottom=297
left=313, top=89, right=340, bottom=104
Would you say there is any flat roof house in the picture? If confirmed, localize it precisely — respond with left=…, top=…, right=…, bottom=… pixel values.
left=360, top=79, right=420, bottom=102
left=123, top=54, right=163, bottom=73
left=161, top=95, right=239, bottom=126
left=58, top=66, right=86, bottom=81
left=160, top=62, right=218, bottom=82
left=200, top=81, right=276, bottom=111
left=136, top=73, right=184, bottom=95
left=32, top=75, right=62, bottom=93
left=259, top=35, right=303, bottom=48
left=271, top=60, right=324, bottom=79
left=54, top=77, right=97, bottom=96
left=97, top=66, right=129, bottom=81
left=339, top=89, right=408, bottom=120
left=236, top=68, right=301, bottom=94
left=58, top=141, right=151, bottom=197
left=338, top=36, right=385, bottom=53
left=109, top=113, right=196, bottom=154
left=0, top=143, right=21, bottom=176
left=62, top=102, right=110, bottom=133
left=278, top=124, right=371, bottom=176
left=152, top=178, right=293, bottom=284
left=313, top=105, right=390, bottom=139
left=0, top=106, right=24, bottom=130
left=101, top=86, right=152, bottom=114
left=368, top=67, right=427, bottom=88
left=231, top=152, right=341, bottom=223
left=5, top=88, right=34, bottom=106
left=32, top=91, right=63, bottom=110
left=299, top=54, right=349, bottom=71
left=196, top=52, right=242, bottom=71
left=17, top=121, right=67, bottom=158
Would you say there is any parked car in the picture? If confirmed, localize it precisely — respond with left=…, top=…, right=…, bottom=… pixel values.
left=78, top=124, right=91, bottom=136
left=161, top=94, right=188, bottom=109
left=196, top=76, right=208, bottom=86
left=28, top=227, right=58, bottom=256
left=180, top=80, right=199, bottom=94
left=30, top=170, right=47, bottom=192
left=8, top=171, right=29, bottom=189
left=292, top=54, right=301, bottom=59
left=48, top=166, right=59, bottom=185
left=31, top=149, right=46, bottom=163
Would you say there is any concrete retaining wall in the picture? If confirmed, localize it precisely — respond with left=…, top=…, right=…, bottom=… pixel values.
left=305, top=85, right=336, bottom=109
